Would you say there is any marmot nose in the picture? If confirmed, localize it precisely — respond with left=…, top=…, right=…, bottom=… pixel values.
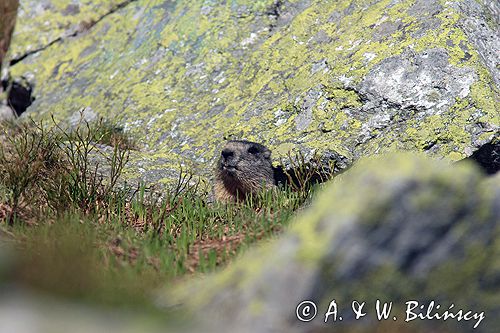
left=221, top=149, right=234, bottom=160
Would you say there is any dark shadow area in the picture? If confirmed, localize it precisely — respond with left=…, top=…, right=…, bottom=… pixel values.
left=273, top=160, right=348, bottom=191
left=273, top=165, right=332, bottom=189
left=462, top=140, right=500, bottom=175
left=1, top=78, right=35, bottom=116
left=271, top=151, right=351, bottom=191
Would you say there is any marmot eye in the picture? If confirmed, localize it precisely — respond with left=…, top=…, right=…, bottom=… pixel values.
left=221, top=149, right=234, bottom=159
left=248, top=146, right=259, bottom=155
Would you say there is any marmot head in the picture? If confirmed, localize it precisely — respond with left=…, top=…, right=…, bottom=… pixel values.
left=216, top=140, right=275, bottom=197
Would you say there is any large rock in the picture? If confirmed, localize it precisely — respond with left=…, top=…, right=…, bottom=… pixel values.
left=8, top=0, right=500, bottom=185
left=164, top=153, right=500, bottom=333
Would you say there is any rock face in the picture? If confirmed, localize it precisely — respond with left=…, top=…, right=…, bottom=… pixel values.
left=165, top=153, right=500, bottom=333
left=6, top=0, right=499, bottom=185
left=9, top=0, right=129, bottom=62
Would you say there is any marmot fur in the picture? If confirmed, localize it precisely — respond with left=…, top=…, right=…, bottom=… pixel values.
left=214, top=140, right=275, bottom=202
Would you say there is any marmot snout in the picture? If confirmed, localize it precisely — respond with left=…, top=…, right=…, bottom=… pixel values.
left=214, top=140, right=275, bottom=202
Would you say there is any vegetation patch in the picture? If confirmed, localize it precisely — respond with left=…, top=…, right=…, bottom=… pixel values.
left=0, top=117, right=334, bottom=308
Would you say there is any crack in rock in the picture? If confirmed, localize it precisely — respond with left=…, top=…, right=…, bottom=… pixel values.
left=10, top=0, right=139, bottom=66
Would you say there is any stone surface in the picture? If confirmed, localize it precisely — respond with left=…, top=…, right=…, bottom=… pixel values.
left=7, top=0, right=500, bottom=185
left=0, top=105, right=15, bottom=120
left=0, top=290, right=175, bottom=333
left=164, top=153, right=500, bottom=333
left=9, top=0, right=128, bottom=61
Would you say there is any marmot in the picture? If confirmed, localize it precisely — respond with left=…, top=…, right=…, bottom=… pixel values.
left=214, top=140, right=276, bottom=202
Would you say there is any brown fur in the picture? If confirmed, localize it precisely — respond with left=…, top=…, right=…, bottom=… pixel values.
left=214, top=140, right=275, bottom=203
left=0, top=0, right=19, bottom=75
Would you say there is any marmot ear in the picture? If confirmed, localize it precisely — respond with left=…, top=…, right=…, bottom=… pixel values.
left=263, top=149, right=271, bottom=159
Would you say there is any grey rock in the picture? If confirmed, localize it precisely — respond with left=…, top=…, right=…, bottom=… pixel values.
left=359, top=48, right=476, bottom=112
left=8, top=0, right=500, bottom=186
left=452, top=0, right=500, bottom=86
left=0, top=104, right=15, bottom=121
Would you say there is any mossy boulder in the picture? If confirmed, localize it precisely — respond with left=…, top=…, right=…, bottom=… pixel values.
left=8, top=0, right=500, bottom=185
left=164, top=153, right=500, bottom=333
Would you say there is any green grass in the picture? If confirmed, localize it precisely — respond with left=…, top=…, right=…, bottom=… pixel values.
left=0, top=116, right=330, bottom=309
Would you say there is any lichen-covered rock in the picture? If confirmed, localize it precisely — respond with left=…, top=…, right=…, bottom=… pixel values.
left=8, top=0, right=500, bottom=185
left=163, top=154, right=500, bottom=333
left=9, top=0, right=128, bottom=61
